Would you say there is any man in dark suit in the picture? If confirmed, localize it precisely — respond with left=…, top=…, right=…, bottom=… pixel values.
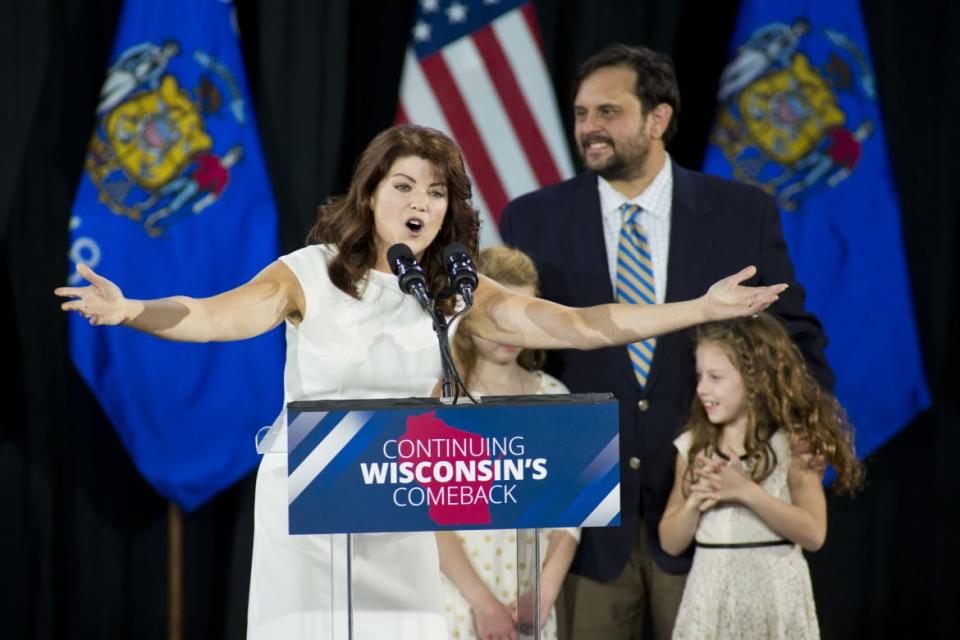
left=499, top=43, right=832, bottom=639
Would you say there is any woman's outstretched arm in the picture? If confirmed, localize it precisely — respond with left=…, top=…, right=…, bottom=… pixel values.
left=468, top=265, right=786, bottom=350
left=55, top=261, right=305, bottom=343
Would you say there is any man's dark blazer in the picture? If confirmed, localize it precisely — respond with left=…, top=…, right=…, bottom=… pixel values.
left=499, top=162, right=832, bottom=578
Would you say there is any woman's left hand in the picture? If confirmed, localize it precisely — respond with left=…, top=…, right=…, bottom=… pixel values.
left=701, top=266, right=788, bottom=321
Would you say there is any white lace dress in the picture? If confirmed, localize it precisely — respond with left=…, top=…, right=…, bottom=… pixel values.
left=672, top=429, right=819, bottom=640
left=247, top=244, right=452, bottom=640
left=440, top=372, right=580, bottom=640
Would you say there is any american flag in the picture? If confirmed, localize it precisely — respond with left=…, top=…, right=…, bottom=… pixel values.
left=397, top=0, right=574, bottom=246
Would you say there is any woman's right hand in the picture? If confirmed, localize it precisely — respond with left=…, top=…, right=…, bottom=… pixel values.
left=55, top=263, right=129, bottom=326
left=472, top=596, right=518, bottom=640
left=701, top=265, right=787, bottom=321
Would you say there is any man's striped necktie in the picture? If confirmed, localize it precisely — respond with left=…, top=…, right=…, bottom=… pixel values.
left=615, top=203, right=656, bottom=388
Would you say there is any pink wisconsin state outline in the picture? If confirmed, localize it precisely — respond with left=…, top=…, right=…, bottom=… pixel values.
left=398, top=411, right=493, bottom=525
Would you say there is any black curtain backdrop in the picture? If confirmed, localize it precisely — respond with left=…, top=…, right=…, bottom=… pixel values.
left=1, top=0, right=956, bottom=638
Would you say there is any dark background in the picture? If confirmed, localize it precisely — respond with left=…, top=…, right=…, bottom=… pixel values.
left=1, top=0, right=957, bottom=638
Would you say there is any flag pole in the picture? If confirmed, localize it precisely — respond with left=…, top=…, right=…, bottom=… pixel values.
left=168, top=501, right=183, bottom=640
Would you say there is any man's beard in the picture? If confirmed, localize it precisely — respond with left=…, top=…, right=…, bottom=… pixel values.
left=579, top=134, right=650, bottom=182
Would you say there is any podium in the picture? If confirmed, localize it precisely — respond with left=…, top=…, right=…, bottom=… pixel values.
left=284, top=393, right=620, bottom=639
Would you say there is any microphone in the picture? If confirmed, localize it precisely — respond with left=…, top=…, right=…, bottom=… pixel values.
left=442, top=243, right=479, bottom=307
left=387, top=243, right=432, bottom=311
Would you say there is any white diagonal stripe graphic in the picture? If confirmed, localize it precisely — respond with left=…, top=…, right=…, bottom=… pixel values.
left=287, top=411, right=373, bottom=504
left=287, top=411, right=328, bottom=453
left=581, top=482, right=621, bottom=527
left=579, top=434, right=620, bottom=482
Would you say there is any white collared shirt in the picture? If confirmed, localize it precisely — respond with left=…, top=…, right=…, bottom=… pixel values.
left=598, top=156, right=673, bottom=304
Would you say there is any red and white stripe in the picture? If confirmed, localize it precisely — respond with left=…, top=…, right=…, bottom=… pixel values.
left=398, top=4, right=573, bottom=247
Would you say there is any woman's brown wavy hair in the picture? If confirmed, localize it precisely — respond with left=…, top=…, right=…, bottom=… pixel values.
left=453, top=246, right=545, bottom=386
left=306, top=124, right=480, bottom=314
left=682, top=313, right=863, bottom=494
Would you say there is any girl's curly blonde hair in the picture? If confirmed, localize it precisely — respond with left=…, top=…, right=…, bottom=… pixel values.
left=453, top=246, right=545, bottom=386
left=683, top=313, right=863, bottom=494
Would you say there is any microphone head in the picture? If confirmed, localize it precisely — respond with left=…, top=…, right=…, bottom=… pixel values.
left=387, top=243, right=415, bottom=276
left=443, top=243, right=479, bottom=289
left=387, top=242, right=429, bottom=300
left=442, top=243, right=469, bottom=263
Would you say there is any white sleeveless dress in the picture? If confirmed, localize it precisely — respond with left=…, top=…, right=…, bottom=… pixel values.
left=672, top=429, right=819, bottom=640
left=247, top=244, right=450, bottom=639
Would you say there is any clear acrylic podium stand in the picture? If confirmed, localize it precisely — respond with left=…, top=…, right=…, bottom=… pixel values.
left=282, top=394, right=619, bottom=639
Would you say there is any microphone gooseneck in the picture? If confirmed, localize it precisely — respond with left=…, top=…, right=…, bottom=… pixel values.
left=386, top=242, right=477, bottom=405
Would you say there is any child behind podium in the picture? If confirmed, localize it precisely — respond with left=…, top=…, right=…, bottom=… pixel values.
left=437, top=246, right=578, bottom=640
left=659, top=313, right=863, bottom=638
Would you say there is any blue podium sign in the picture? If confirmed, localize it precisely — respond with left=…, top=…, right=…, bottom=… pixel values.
left=286, top=394, right=620, bottom=535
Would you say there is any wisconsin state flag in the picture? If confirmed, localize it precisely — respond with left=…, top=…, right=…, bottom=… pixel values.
left=703, top=0, right=930, bottom=456
left=67, top=0, right=283, bottom=509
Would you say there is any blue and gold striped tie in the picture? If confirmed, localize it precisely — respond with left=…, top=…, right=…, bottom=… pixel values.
left=616, top=203, right=656, bottom=388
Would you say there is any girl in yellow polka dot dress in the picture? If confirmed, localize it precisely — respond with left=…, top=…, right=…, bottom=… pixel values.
left=437, top=246, right=579, bottom=640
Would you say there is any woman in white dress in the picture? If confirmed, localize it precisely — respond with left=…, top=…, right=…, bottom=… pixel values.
left=56, top=124, right=786, bottom=640
left=658, top=314, right=862, bottom=639
left=439, top=246, right=578, bottom=640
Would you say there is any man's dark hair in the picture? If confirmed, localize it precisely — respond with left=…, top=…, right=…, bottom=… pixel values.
left=572, top=43, right=681, bottom=143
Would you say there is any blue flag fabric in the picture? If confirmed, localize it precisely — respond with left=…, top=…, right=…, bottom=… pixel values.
left=68, top=0, right=283, bottom=510
left=703, top=0, right=930, bottom=456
